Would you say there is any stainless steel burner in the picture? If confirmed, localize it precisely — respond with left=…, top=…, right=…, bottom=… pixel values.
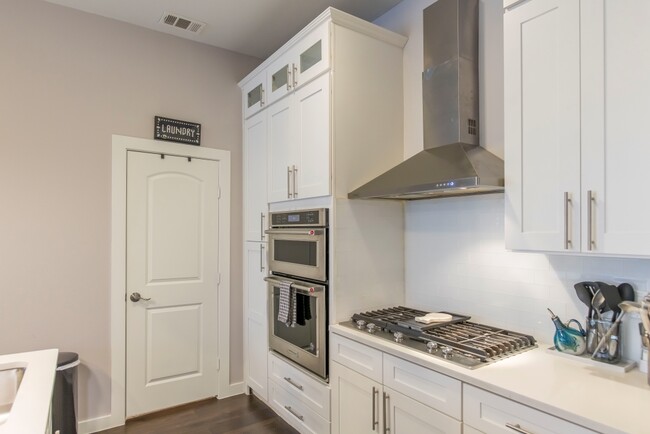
left=342, top=306, right=537, bottom=369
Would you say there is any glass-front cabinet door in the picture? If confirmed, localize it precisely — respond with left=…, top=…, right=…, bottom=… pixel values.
left=266, top=21, right=330, bottom=106
left=242, top=70, right=266, bottom=119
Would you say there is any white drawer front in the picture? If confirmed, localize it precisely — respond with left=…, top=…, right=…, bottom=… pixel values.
left=387, top=386, right=462, bottom=434
left=268, top=352, right=330, bottom=420
left=269, top=380, right=330, bottom=434
left=330, top=334, right=382, bottom=382
left=383, top=353, right=461, bottom=420
left=463, top=385, right=598, bottom=434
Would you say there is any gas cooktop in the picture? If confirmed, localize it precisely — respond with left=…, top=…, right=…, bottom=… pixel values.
left=341, top=306, right=537, bottom=369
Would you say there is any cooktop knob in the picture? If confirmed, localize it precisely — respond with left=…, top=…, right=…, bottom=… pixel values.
left=393, top=332, right=404, bottom=343
left=442, top=346, right=454, bottom=358
left=426, top=341, right=438, bottom=353
left=356, top=320, right=366, bottom=330
left=366, top=323, right=378, bottom=334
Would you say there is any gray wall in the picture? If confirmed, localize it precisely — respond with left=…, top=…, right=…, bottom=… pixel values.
left=0, top=0, right=260, bottom=421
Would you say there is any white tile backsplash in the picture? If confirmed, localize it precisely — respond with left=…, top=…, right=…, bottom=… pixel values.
left=405, top=194, right=650, bottom=362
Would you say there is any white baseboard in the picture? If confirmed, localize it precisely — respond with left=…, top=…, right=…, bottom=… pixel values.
left=78, top=414, right=123, bottom=434
left=218, top=381, right=245, bottom=399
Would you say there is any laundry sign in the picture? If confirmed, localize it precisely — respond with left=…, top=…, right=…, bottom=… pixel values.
left=154, top=116, right=201, bottom=146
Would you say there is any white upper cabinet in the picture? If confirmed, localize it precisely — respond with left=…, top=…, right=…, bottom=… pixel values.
left=244, top=111, right=268, bottom=242
left=242, top=70, right=266, bottom=119
left=505, top=0, right=650, bottom=257
left=267, top=22, right=330, bottom=106
left=267, top=93, right=297, bottom=202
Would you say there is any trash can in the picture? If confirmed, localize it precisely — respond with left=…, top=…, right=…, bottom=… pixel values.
left=52, top=352, right=79, bottom=434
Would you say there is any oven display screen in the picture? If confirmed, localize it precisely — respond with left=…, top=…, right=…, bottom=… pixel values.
left=288, top=214, right=300, bottom=223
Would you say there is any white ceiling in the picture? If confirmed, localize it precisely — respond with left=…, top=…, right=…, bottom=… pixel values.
left=43, top=0, right=403, bottom=59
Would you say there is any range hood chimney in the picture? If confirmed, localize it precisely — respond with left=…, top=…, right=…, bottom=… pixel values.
left=348, top=0, right=504, bottom=200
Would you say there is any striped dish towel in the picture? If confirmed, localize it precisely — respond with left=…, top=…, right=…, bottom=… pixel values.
left=277, top=280, right=292, bottom=324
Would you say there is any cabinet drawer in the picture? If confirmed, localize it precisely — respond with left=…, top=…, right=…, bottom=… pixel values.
left=269, top=380, right=330, bottom=434
left=386, top=386, right=462, bottom=434
left=268, top=352, right=330, bottom=419
left=463, top=385, right=597, bottom=434
left=330, top=334, right=383, bottom=383
left=383, top=353, right=461, bottom=420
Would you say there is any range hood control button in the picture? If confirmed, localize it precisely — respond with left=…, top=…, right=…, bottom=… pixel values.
left=393, top=332, right=404, bottom=343
left=356, top=320, right=366, bottom=330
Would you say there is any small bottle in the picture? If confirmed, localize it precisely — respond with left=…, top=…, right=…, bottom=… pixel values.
left=548, top=308, right=586, bottom=356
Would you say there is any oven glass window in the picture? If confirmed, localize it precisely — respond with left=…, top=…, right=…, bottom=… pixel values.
left=274, top=240, right=317, bottom=266
left=272, top=288, right=318, bottom=355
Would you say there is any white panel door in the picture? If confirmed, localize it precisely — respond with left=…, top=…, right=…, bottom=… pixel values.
left=244, top=242, right=268, bottom=400
left=581, top=0, right=650, bottom=256
left=331, top=361, right=381, bottom=434
left=244, top=111, right=268, bottom=242
left=504, top=0, right=581, bottom=252
left=268, top=96, right=296, bottom=203
left=386, top=387, right=461, bottom=434
left=126, top=151, right=219, bottom=417
left=295, top=73, right=331, bottom=200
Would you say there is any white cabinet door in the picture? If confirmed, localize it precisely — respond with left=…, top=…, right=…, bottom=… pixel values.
left=293, top=22, right=330, bottom=88
left=331, top=361, right=382, bottom=434
left=244, top=242, right=268, bottom=400
left=386, top=387, right=461, bottom=434
left=267, top=95, right=296, bottom=203
left=267, top=51, right=294, bottom=106
left=504, top=0, right=581, bottom=252
left=294, top=73, right=331, bottom=200
left=244, top=111, right=268, bottom=242
left=581, top=1, right=650, bottom=256
left=242, top=71, right=266, bottom=119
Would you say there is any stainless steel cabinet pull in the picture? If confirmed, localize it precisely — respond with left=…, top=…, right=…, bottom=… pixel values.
left=287, top=67, right=292, bottom=91
left=284, top=406, right=304, bottom=421
left=260, top=212, right=266, bottom=240
left=564, top=192, right=572, bottom=249
left=283, top=376, right=303, bottom=391
left=260, top=244, right=265, bottom=273
left=382, top=392, right=390, bottom=433
left=287, top=166, right=292, bottom=199
left=371, top=387, right=378, bottom=430
left=292, top=64, right=298, bottom=88
left=260, top=88, right=265, bottom=107
left=588, top=190, right=595, bottom=250
left=505, top=422, right=535, bottom=434
left=292, top=165, right=298, bottom=198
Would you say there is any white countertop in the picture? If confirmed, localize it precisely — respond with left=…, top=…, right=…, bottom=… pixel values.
left=331, top=324, right=650, bottom=434
left=0, top=349, right=58, bottom=434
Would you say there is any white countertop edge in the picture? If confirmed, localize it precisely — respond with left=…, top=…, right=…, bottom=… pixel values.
left=0, top=349, right=58, bottom=434
left=331, top=324, right=648, bottom=434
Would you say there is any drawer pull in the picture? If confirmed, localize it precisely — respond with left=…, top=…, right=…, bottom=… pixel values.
left=283, top=376, right=304, bottom=391
left=383, top=392, right=390, bottom=433
left=506, top=422, right=535, bottom=434
left=285, top=405, right=304, bottom=421
left=372, top=387, right=378, bottom=430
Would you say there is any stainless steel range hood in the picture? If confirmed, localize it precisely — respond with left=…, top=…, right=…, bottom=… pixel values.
left=349, top=0, right=504, bottom=200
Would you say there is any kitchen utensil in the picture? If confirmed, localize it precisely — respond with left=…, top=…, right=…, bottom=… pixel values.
left=592, top=301, right=641, bottom=360
left=574, top=282, right=595, bottom=319
left=597, top=282, right=623, bottom=321
left=548, top=308, right=586, bottom=355
left=618, top=283, right=636, bottom=303
left=591, top=289, right=606, bottom=320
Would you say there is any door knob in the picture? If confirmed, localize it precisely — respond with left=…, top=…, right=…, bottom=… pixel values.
left=130, top=292, right=151, bottom=302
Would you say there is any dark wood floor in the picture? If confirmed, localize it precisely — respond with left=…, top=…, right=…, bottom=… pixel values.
left=98, top=394, right=299, bottom=434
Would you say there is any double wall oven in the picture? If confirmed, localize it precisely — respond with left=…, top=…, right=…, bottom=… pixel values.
left=265, top=208, right=328, bottom=379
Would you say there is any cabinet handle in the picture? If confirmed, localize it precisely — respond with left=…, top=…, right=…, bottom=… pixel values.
left=287, top=166, right=292, bottom=199
left=292, top=165, right=298, bottom=198
left=371, top=387, right=378, bottom=431
left=260, top=88, right=265, bottom=107
left=287, top=67, right=292, bottom=91
left=260, top=244, right=265, bottom=273
left=504, top=0, right=533, bottom=11
left=587, top=190, right=595, bottom=250
left=505, top=422, right=535, bottom=434
left=260, top=212, right=265, bottom=240
left=382, top=391, right=390, bottom=433
left=284, top=405, right=304, bottom=421
left=283, top=376, right=303, bottom=391
left=292, top=63, right=298, bottom=88
left=564, top=192, right=572, bottom=249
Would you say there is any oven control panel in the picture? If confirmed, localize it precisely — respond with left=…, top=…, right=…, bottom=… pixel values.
left=270, top=208, right=328, bottom=227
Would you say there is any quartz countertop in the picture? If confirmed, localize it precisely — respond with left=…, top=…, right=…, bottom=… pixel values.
left=0, top=349, right=58, bottom=434
left=331, top=324, right=649, bottom=434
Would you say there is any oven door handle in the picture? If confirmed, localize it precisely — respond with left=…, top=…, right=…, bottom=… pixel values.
left=264, top=228, right=324, bottom=236
left=264, top=276, right=323, bottom=294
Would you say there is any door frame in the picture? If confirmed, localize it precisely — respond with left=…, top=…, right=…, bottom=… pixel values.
left=109, top=135, right=232, bottom=428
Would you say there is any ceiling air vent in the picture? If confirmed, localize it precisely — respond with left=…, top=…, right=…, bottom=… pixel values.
left=159, top=12, right=206, bottom=34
